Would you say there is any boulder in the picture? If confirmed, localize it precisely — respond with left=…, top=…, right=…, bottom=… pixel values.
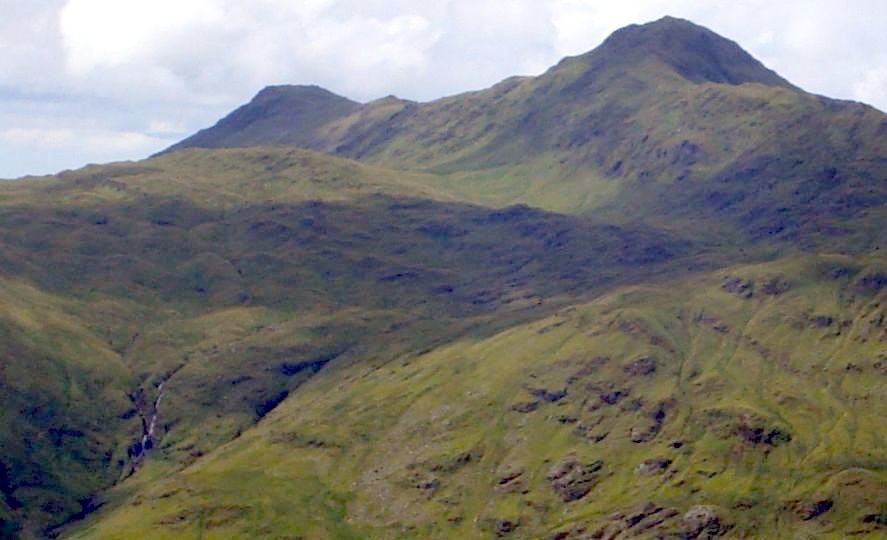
left=681, top=505, right=724, bottom=538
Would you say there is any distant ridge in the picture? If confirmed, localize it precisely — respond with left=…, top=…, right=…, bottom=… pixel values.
left=160, top=17, right=795, bottom=156
left=157, top=17, right=886, bottom=247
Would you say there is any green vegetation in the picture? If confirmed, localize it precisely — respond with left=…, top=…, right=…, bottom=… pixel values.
left=0, top=146, right=712, bottom=537
left=0, top=15, right=883, bottom=540
left=66, top=254, right=887, bottom=539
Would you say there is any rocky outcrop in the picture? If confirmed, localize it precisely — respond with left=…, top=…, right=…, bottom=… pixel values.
left=529, top=388, right=568, bottom=402
left=494, top=519, right=520, bottom=537
left=721, top=276, right=754, bottom=298
left=495, top=469, right=528, bottom=495
left=547, top=501, right=682, bottom=539
left=623, top=357, right=657, bottom=377
left=786, top=499, right=834, bottom=520
left=510, top=401, right=540, bottom=413
left=681, top=505, right=727, bottom=538
left=634, top=458, right=672, bottom=476
left=546, top=458, right=604, bottom=502
left=702, top=408, right=792, bottom=449
left=630, top=404, right=668, bottom=443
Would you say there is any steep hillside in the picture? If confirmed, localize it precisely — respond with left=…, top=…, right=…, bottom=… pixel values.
left=67, top=254, right=887, bottom=539
left=0, top=280, right=135, bottom=539
left=0, top=147, right=708, bottom=538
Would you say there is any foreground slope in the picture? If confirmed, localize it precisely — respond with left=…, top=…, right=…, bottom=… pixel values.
left=68, top=254, right=887, bottom=539
left=0, top=147, right=700, bottom=537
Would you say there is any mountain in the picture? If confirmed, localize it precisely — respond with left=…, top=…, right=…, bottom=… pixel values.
left=0, top=16, right=885, bottom=540
left=165, top=17, right=795, bottom=158
left=163, top=17, right=887, bottom=248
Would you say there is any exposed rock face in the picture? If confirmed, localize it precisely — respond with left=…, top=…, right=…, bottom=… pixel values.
left=548, top=501, right=682, bottom=539
left=494, top=519, right=519, bottom=537
left=703, top=408, right=792, bottom=448
left=600, top=389, right=628, bottom=405
left=760, top=275, right=791, bottom=295
left=857, top=272, right=887, bottom=294
left=510, top=401, right=540, bottom=413
left=623, top=357, right=657, bottom=376
left=734, top=425, right=792, bottom=446
left=789, top=499, right=834, bottom=520
left=495, top=469, right=527, bottom=495
left=530, top=388, right=568, bottom=402
left=862, top=511, right=887, bottom=526
left=630, top=404, right=668, bottom=443
left=546, top=458, right=604, bottom=502
left=721, top=276, right=754, bottom=298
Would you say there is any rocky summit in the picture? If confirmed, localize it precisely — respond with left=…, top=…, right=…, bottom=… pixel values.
left=0, top=16, right=884, bottom=540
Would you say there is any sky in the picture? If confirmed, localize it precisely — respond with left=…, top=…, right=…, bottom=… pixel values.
left=1, top=0, right=885, bottom=179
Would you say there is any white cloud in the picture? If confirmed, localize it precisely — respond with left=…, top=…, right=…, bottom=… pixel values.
left=59, top=0, right=224, bottom=75
left=0, top=127, right=163, bottom=153
left=0, top=0, right=67, bottom=91
left=0, top=125, right=172, bottom=178
left=147, top=120, right=188, bottom=136
left=55, top=0, right=447, bottom=103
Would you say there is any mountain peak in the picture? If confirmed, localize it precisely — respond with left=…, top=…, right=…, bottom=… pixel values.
left=160, top=85, right=360, bottom=154
left=592, top=16, right=794, bottom=88
left=252, top=84, right=346, bottom=102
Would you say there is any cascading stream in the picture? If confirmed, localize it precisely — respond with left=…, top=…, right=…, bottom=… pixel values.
left=128, top=381, right=166, bottom=473
left=142, top=382, right=164, bottom=452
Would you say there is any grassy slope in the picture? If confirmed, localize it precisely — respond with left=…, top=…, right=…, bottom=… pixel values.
left=318, top=62, right=885, bottom=254
left=0, top=280, right=135, bottom=539
left=0, top=148, right=459, bottom=537
left=423, top=81, right=886, bottom=246
left=67, top=253, right=887, bottom=539
left=0, top=147, right=713, bottom=537
left=0, top=146, right=881, bottom=539
left=3, top=95, right=884, bottom=540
